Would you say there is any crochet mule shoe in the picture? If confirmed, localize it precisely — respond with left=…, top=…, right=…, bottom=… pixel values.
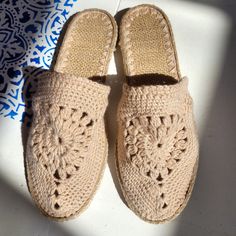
left=116, top=4, right=199, bottom=223
left=26, top=9, right=117, bottom=220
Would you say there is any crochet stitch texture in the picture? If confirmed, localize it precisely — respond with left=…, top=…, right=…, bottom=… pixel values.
left=26, top=71, right=110, bottom=218
left=117, top=78, right=199, bottom=222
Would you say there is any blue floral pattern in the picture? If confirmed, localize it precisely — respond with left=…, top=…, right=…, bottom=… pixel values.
left=0, top=0, right=79, bottom=121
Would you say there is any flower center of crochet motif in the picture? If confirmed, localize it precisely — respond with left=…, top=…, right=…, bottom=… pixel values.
left=51, top=131, right=74, bottom=157
left=125, top=114, right=188, bottom=182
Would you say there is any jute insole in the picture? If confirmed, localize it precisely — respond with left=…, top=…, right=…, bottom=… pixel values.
left=120, top=5, right=181, bottom=81
left=54, top=9, right=117, bottom=78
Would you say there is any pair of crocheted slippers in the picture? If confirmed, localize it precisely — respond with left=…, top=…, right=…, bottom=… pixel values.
left=26, top=4, right=199, bottom=224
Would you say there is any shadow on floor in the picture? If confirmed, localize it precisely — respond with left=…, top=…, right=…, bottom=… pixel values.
left=0, top=176, right=75, bottom=236
left=174, top=1, right=236, bottom=235
left=106, top=8, right=127, bottom=204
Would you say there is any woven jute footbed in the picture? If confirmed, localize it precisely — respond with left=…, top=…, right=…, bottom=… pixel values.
left=116, top=4, right=199, bottom=224
left=26, top=9, right=117, bottom=221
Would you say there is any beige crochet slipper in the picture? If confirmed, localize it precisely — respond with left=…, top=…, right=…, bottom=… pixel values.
left=116, top=4, right=199, bottom=224
left=26, top=9, right=117, bottom=220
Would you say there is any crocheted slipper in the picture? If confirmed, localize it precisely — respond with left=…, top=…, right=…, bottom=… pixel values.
left=117, top=4, right=199, bottom=224
left=26, top=9, right=117, bottom=220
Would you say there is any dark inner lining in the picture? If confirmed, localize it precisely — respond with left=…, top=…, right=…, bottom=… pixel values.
left=126, top=74, right=178, bottom=86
